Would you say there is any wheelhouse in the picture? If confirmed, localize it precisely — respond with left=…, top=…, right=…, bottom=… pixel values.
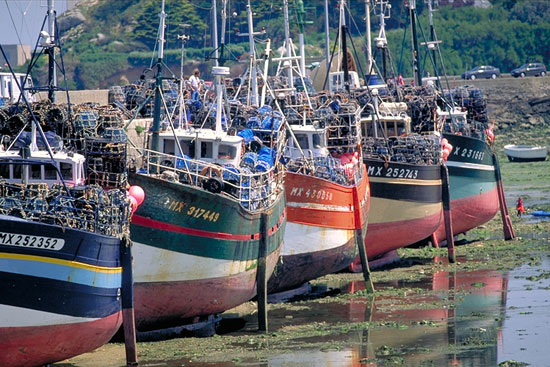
left=158, top=128, right=243, bottom=167
left=0, top=150, right=86, bottom=187
left=361, top=102, right=411, bottom=138
left=286, top=125, right=329, bottom=160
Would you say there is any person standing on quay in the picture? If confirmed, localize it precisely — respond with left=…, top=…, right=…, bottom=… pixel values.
left=516, top=197, right=525, bottom=217
left=189, top=69, right=202, bottom=101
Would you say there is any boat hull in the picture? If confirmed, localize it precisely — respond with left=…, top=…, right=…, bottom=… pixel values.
left=504, top=144, right=547, bottom=162
left=268, top=169, right=369, bottom=293
left=363, top=160, right=443, bottom=258
left=435, top=133, right=499, bottom=240
left=0, top=216, right=123, bottom=367
left=129, top=173, right=286, bottom=330
left=505, top=155, right=546, bottom=162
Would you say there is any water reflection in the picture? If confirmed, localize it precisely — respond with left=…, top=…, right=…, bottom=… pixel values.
left=62, top=254, right=550, bottom=367
left=183, top=257, right=512, bottom=367
left=498, top=256, right=550, bottom=366
left=322, top=259, right=508, bottom=366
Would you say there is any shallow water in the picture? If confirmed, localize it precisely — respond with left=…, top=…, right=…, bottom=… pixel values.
left=166, top=256, right=549, bottom=367
left=56, top=254, right=550, bottom=367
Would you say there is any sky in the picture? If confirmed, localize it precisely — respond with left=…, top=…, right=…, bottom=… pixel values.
left=0, top=0, right=68, bottom=45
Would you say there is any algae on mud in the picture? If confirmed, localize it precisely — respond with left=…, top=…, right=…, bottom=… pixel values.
left=56, top=142, right=550, bottom=367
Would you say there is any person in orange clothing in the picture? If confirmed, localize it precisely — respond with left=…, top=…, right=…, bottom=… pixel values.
left=516, top=197, right=525, bottom=217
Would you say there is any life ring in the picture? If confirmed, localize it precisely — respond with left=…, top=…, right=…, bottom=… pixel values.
left=200, top=165, right=222, bottom=178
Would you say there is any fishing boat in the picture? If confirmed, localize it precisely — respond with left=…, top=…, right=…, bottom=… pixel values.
left=0, top=144, right=130, bottom=367
left=410, top=0, right=514, bottom=242
left=270, top=98, right=369, bottom=292
left=0, top=2, right=133, bottom=365
left=257, top=0, right=368, bottom=293
left=321, top=0, right=443, bottom=266
left=504, top=144, right=548, bottom=162
left=359, top=94, right=443, bottom=260
left=128, top=0, right=285, bottom=331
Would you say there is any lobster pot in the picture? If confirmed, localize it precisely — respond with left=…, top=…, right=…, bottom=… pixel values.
left=254, top=159, right=272, bottom=173
left=246, top=117, right=261, bottom=129
left=222, top=164, right=240, bottom=182
left=237, top=128, right=255, bottom=144
left=241, top=152, right=258, bottom=169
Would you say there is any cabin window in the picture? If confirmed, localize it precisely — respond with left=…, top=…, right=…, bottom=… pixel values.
left=163, top=139, right=175, bottom=155
left=312, top=133, right=324, bottom=148
left=12, top=164, right=22, bottom=179
left=31, top=164, right=42, bottom=179
left=179, top=139, right=195, bottom=158
left=60, top=162, right=72, bottom=180
left=44, top=164, right=57, bottom=180
left=200, top=142, right=213, bottom=158
left=0, top=164, right=9, bottom=179
left=218, top=144, right=237, bottom=159
left=295, top=134, right=309, bottom=149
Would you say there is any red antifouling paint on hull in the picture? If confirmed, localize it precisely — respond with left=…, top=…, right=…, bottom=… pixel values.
left=134, top=251, right=279, bottom=330
left=0, top=312, right=122, bottom=367
left=365, top=211, right=443, bottom=259
left=434, top=187, right=499, bottom=241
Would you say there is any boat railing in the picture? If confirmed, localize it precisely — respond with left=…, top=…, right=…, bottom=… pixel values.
left=363, top=134, right=441, bottom=165
left=0, top=180, right=131, bottom=237
left=135, top=148, right=284, bottom=212
left=284, top=152, right=363, bottom=187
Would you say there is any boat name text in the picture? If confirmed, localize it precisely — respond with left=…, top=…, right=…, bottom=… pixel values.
left=0, top=232, right=65, bottom=250
left=187, top=206, right=220, bottom=222
left=367, top=165, right=419, bottom=179
left=453, top=147, right=485, bottom=161
left=165, top=199, right=220, bottom=222
left=289, top=187, right=334, bottom=201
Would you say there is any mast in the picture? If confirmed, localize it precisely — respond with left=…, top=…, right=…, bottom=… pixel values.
left=212, top=0, right=219, bottom=67
left=375, top=0, right=389, bottom=80
left=151, top=0, right=166, bottom=154
left=296, top=0, right=307, bottom=76
left=47, top=0, right=56, bottom=102
left=220, top=0, right=227, bottom=65
left=340, top=1, right=349, bottom=92
left=324, top=0, right=330, bottom=67
left=408, top=0, right=422, bottom=87
left=212, top=67, right=229, bottom=134
left=365, top=0, right=373, bottom=73
left=283, top=0, right=294, bottom=89
left=427, top=0, right=438, bottom=83
left=246, top=1, right=258, bottom=106
left=178, top=26, right=190, bottom=129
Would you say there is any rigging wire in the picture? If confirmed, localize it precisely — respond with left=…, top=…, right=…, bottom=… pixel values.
left=3, top=0, right=30, bottom=64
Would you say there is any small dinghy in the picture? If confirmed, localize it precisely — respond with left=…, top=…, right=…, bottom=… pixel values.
left=504, top=144, right=548, bottom=162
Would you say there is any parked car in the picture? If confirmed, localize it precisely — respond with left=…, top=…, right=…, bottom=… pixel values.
left=511, top=63, right=547, bottom=78
left=461, top=65, right=501, bottom=80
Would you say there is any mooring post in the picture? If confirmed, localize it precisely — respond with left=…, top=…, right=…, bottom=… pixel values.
left=257, top=212, right=269, bottom=332
left=353, top=186, right=374, bottom=293
left=121, top=236, right=138, bottom=366
left=492, top=153, right=515, bottom=240
left=441, top=164, right=455, bottom=263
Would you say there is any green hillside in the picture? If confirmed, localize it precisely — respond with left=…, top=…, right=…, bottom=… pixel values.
left=24, top=0, right=550, bottom=89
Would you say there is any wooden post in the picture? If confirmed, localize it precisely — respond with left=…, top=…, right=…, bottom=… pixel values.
left=492, top=153, right=515, bottom=240
left=120, top=236, right=138, bottom=366
left=440, top=164, right=455, bottom=263
left=256, top=212, right=269, bottom=332
left=353, top=186, right=374, bottom=293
